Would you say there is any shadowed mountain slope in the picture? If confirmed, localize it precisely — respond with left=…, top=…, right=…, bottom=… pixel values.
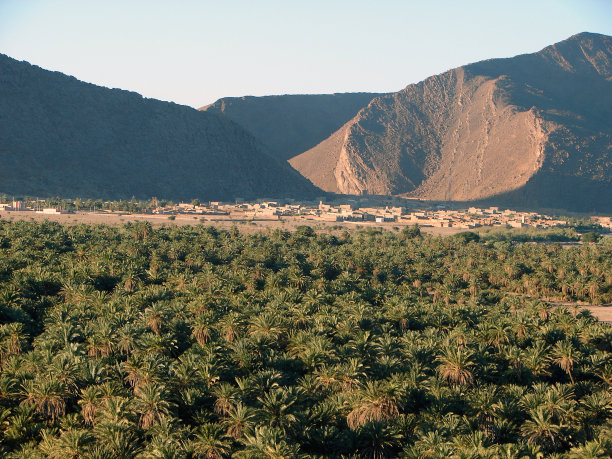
left=201, top=93, right=382, bottom=161
left=0, top=54, right=317, bottom=201
left=289, top=32, right=612, bottom=212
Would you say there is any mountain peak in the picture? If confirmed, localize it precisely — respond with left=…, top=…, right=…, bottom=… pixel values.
left=288, top=33, right=612, bottom=211
left=564, top=31, right=611, bottom=41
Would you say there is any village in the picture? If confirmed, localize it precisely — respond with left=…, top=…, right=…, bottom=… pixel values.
left=2, top=197, right=611, bottom=232
left=145, top=196, right=612, bottom=231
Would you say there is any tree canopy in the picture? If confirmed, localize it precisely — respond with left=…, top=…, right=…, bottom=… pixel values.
left=0, top=220, right=610, bottom=457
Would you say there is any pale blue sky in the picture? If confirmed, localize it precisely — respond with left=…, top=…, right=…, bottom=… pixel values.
left=1, top=1, right=610, bottom=108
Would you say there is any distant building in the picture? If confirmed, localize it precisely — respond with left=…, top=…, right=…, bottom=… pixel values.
left=12, top=201, right=26, bottom=211
left=37, top=208, right=69, bottom=214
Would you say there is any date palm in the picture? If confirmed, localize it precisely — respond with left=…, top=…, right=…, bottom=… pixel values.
left=0, top=322, right=25, bottom=363
left=92, top=423, right=141, bottom=458
left=579, top=391, right=612, bottom=432
left=219, top=312, right=242, bottom=343
left=57, top=428, right=94, bottom=459
left=356, top=421, right=402, bottom=459
left=115, top=323, right=138, bottom=357
left=541, top=384, right=575, bottom=423
left=521, top=406, right=566, bottom=452
left=567, top=439, right=612, bottom=458
left=550, top=340, right=578, bottom=384
left=248, top=312, right=284, bottom=342
left=409, top=430, right=451, bottom=458
left=21, top=378, right=67, bottom=421
left=436, top=346, right=475, bottom=386
left=95, top=396, right=132, bottom=427
left=191, top=423, right=231, bottom=459
left=142, top=303, right=166, bottom=335
left=222, top=402, right=257, bottom=439
left=257, top=387, right=299, bottom=434
left=192, top=315, right=212, bottom=346
left=235, top=425, right=299, bottom=459
left=132, top=384, right=173, bottom=429
left=2, top=404, right=36, bottom=444
left=121, top=354, right=166, bottom=389
left=511, top=313, right=531, bottom=340
left=78, top=385, right=101, bottom=426
left=212, top=382, right=239, bottom=416
left=347, top=381, right=401, bottom=430
left=523, top=341, right=550, bottom=379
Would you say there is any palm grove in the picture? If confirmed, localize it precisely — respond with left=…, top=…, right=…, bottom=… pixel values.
left=0, top=220, right=611, bottom=458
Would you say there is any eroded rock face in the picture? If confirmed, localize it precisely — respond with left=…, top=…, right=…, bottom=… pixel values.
left=413, top=77, right=549, bottom=201
left=290, top=32, right=612, bottom=211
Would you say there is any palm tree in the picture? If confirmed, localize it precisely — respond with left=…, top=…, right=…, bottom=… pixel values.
left=578, top=391, right=612, bottom=438
left=436, top=346, right=475, bottom=386
left=0, top=322, right=26, bottom=364
left=257, top=387, right=299, bottom=434
left=222, top=402, right=257, bottom=440
left=212, top=382, right=239, bottom=417
left=347, top=381, right=401, bottom=430
left=335, top=358, right=367, bottom=392
left=92, top=422, right=141, bottom=458
left=56, top=428, right=94, bottom=459
left=115, top=323, right=138, bottom=357
left=142, top=303, right=166, bottom=335
left=191, top=423, right=231, bottom=459
left=523, top=341, right=551, bottom=379
left=540, top=384, right=575, bottom=423
left=521, top=406, right=566, bottom=452
left=219, top=312, right=242, bottom=343
left=78, top=385, right=101, bottom=426
left=21, top=378, right=67, bottom=421
left=192, top=315, right=212, bottom=346
left=235, top=425, right=300, bottom=458
left=94, top=396, right=132, bottom=428
left=356, top=421, right=403, bottom=458
left=409, top=430, right=452, bottom=458
left=567, top=439, right=612, bottom=458
left=550, top=340, right=578, bottom=384
left=121, top=354, right=166, bottom=389
left=132, top=384, right=173, bottom=429
left=248, top=312, right=284, bottom=342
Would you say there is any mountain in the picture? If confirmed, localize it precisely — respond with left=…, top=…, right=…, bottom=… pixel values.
left=201, top=93, right=382, bottom=161
left=289, top=32, right=612, bottom=212
left=0, top=54, right=317, bottom=201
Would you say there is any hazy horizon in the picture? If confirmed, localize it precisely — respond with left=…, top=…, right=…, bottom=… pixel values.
left=1, top=0, right=611, bottom=108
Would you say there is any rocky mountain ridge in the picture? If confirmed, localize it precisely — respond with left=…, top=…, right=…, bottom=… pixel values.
left=289, top=32, right=611, bottom=211
left=0, top=54, right=317, bottom=201
left=202, top=92, right=383, bottom=161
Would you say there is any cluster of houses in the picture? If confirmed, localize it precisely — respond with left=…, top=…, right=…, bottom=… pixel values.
left=402, top=206, right=570, bottom=230
left=591, top=216, right=612, bottom=230
left=0, top=201, right=69, bottom=214
left=3, top=198, right=609, bottom=232
left=151, top=200, right=573, bottom=230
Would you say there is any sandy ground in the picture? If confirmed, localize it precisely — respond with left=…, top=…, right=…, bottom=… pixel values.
left=550, top=303, right=612, bottom=324
left=0, top=210, right=464, bottom=236
left=582, top=306, right=612, bottom=323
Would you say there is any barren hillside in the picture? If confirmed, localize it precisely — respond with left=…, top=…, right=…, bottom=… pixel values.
left=0, top=54, right=317, bottom=201
left=202, top=93, right=382, bottom=160
left=290, top=32, right=612, bottom=211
